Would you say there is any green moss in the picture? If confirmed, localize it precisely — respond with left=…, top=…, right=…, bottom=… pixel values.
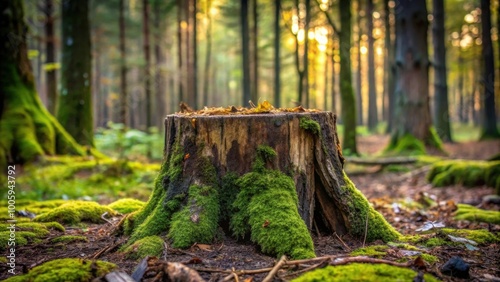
left=4, top=258, right=116, bottom=282
left=168, top=185, right=220, bottom=248
left=383, top=164, right=411, bottom=173
left=291, top=263, right=439, bottom=282
left=0, top=222, right=59, bottom=249
left=123, top=235, right=164, bottom=260
left=41, top=222, right=65, bottom=232
left=423, top=237, right=448, bottom=247
left=441, top=228, right=500, bottom=244
left=427, top=160, right=500, bottom=192
left=51, top=235, right=88, bottom=244
left=385, top=134, right=427, bottom=156
left=350, top=245, right=388, bottom=257
left=341, top=173, right=400, bottom=242
left=34, top=201, right=117, bottom=224
left=454, top=204, right=500, bottom=224
left=418, top=253, right=439, bottom=264
left=108, top=198, right=145, bottom=214
left=299, top=116, right=321, bottom=135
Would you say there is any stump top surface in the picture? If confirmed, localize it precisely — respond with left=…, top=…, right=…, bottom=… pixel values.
left=169, top=105, right=332, bottom=119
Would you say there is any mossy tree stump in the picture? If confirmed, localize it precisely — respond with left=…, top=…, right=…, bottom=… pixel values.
left=129, top=111, right=399, bottom=259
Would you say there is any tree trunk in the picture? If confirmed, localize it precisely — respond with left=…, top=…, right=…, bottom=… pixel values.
left=58, top=0, right=93, bottom=147
left=457, top=53, right=465, bottom=123
left=251, top=0, right=258, bottom=103
left=389, top=0, right=442, bottom=153
left=241, top=0, right=251, bottom=105
left=384, top=0, right=395, bottom=133
left=432, top=0, right=452, bottom=142
left=119, top=0, right=128, bottom=127
left=127, top=111, right=399, bottom=259
left=303, top=0, right=311, bottom=108
left=479, top=0, right=500, bottom=139
left=339, top=0, right=359, bottom=155
left=367, top=0, right=378, bottom=131
left=186, top=0, right=198, bottom=108
left=43, top=0, right=57, bottom=115
left=273, top=0, right=281, bottom=108
left=356, top=0, right=363, bottom=126
left=154, top=0, right=167, bottom=129
left=177, top=0, right=185, bottom=103
left=0, top=0, right=86, bottom=168
left=143, top=0, right=152, bottom=130
left=202, top=0, right=213, bottom=107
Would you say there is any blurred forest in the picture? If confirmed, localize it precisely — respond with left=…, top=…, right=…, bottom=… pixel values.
left=20, top=0, right=499, bottom=160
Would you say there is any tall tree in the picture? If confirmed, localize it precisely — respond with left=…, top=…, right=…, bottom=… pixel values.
left=57, top=0, right=93, bottom=146
left=42, top=0, right=58, bottom=114
left=241, top=0, right=251, bottom=105
left=384, top=0, right=395, bottom=133
left=366, top=0, right=378, bottom=131
left=188, top=0, right=198, bottom=108
left=389, top=0, right=441, bottom=152
left=202, top=0, right=213, bottom=107
left=273, top=0, right=281, bottom=107
left=339, top=0, right=359, bottom=155
left=0, top=0, right=86, bottom=168
left=432, top=0, right=452, bottom=141
left=143, top=0, right=152, bottom=129
left=356, top=0, right=363, bottom=125
left=303, top=0, right=311, bottom=107
left=119, top=0, right=128, bottom=126
left=154, top=0, right=167, bottom=129
left=251, top=0, right=258, bottom=102
left=479, top=0, right=499, bottom=138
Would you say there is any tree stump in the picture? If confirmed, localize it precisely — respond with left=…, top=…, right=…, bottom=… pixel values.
left=128, top=110, right=399, bottom=259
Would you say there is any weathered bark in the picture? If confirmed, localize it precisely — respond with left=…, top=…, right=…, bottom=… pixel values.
left=366, top=0, right=378, bottom=131
left=339, top=0, right=359, bottom=155
left=273, top=0, right=281, bottom=108
left=58, top=0, right=93, bottom=147
left=43, top=0, right=57, bottom=115
left=128, top=111, right=399, bottom=258
left=432, top=0, right=452, bottom=142
left=0, top=0, right=86, bottom=168
left=389, top=0, right=442, bottom=152
left=479, top=0, right=500, bottom=139
left=119, top=0, right=128, bottom=126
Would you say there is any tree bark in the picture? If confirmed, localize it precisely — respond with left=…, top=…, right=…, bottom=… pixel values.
left=251, top=0, right=259, bottom=103
left=356, top=0, right=363, bottom=126
left=241, top=0, right=251, bottom=105
left=303, top=0, right=311, bottom=108
left=367, top=0, right=378, bottom=131
left=143, top=0, right=152, bottom=130
left=479, top=0, right=500, bottom=139
left=154, top=0, right=167, bottom=129
left=273, top=0, right=281, bottom=108
left=390, top=0, right=441, bottom=152
left=432, top=0, right=452, bottom=142
left=58, top=0, right=93, bottom=147
left=384, top=0, right=395, bottom=133
left=339, top=0, right=359, bottom=155
left=128, top=111, right=399, bottom=258
left=202, top=0, right=213, bottom=107
left=43, top=0, right=57, bottom=115
left=0, top=0, right=86, bottom=168
left=119, top=0, right=128, bottom=127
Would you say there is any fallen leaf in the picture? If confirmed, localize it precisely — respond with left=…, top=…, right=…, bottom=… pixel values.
left=416, top=221, right=445, bottom=232
left=195, top=244, right=213, bottom=251
left=262, top=220, right=270, bottom=228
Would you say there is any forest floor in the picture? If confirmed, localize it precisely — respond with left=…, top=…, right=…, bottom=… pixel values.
left=1, top=135, right=499, bottom=281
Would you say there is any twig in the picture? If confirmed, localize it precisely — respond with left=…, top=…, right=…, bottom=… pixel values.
left=91, top=237, right=127, bottom=259
left=395, top=165, right=432, bottom=182
left=162, top=242, right=168, bottom=261
left=334, top=233, right=351, bottom=252
left=363, top=211, right=369, bottom=247
left=221, top=268, right=239, bottom=282
left=263, top=255, right=287, bottom=282
left=280, top=258, right=330, bottom=279
left=101, top=212, right=113, bottom=224
left=331, top=257, right=411, bottom=268
left=313, top=220, right=321, bottom=238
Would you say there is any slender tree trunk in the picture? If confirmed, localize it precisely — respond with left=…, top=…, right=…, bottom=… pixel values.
left=457, top=53, right=465, bottom=123
left=188, top=0, right=198, bottom=108
left=251, top=0, right=258, bottom=102
left=390, top=0, right=441, bottom=151
left=331, top=49, right=337, bottom=113
left=177, top=0, right=184, bottom=103
left=303, top=0, right=311, bottom=107
left=241, top=0, right=251, bottom=105
left=143, top=0, right=152, bottom=129
left=479, top=0, right=500, bottom=138
left=119, top=0, right=128, bottom=127
left=43, top=0, right=57, bottom=114
left=339, top=0, right=358, bottom=155
left=384, top=0, right=395, bottom=133
left=202, top=0, right=213, bottom=107
left=273, top=0, right=281, bottom=107
left=432, top=0, right=452, bottom=141
left=58, top=0, right=93, bottom=146
left=356, top=0, right=363, bottom=126
left=367, top=0, right=378, bottom=131
left=154, top=0, right=167, bottom=129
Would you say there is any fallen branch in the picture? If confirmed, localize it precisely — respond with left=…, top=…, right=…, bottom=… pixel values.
left=345, top=157, right=417, bottom=166
left=280, top=258, right=330, bottom=279
left=263, top=255, right=287, bottom=282
left=395, top=165, right=432, bottom=182
left=331, top=256, right=411, bottom=268
left=91, top=237, right=127, bottom=259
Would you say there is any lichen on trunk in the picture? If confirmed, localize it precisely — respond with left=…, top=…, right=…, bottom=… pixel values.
left=127, top=111, right=400, bottom=259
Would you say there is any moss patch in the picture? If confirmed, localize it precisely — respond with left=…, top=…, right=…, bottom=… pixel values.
left=34, top=201, right=117, bottom=224
left=341, top=173, right=400, bottom=242
left=441, top=228, right=499, bottom=244
left=350, top=245, right=388, bottom=257
left=385, top=134, right=427, bottom=156
left=454, top=204, right=500, bottom=224
left=299, top=116, right=321, bottom=135
left=0, top=222, right=61, bottom=250
left=427, top=160, right=500, bottom=193
left=4, top=258, right=116, bottom=282
left=51, top=235, right=88, bottom=244
left=168, top=185, right=220, bottom=248
left=231, top=147, right=315, bottom=259
left=291, top=263, right=439, bottom=282
left=108, top=198, right=145, bottom=214
left=123, top=235, right=164, bottom=260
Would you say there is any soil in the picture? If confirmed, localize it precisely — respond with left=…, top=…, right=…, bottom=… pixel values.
left=1, top=136, right=499, bottom=281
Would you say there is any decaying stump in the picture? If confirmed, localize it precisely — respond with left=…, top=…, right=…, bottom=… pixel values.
left=128, top=110, right=399, bottom=259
